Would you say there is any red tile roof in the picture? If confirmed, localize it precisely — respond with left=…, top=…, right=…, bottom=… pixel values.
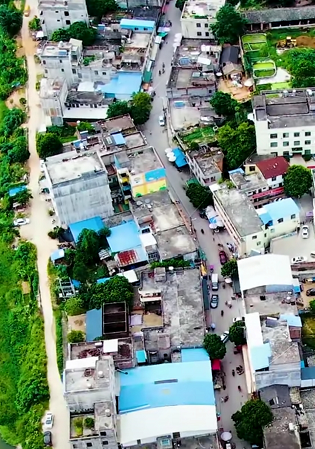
left=117, top=250, right=138, bottom=267
left=256, top=156, right=289, bottom=179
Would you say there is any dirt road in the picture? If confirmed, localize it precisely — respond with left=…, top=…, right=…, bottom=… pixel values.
left=20, top=7, right=70, bottom=449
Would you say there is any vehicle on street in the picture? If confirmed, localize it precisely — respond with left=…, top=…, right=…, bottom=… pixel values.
left=13, top=218, right=30, bottom=227
left=302, top=225, right=309, bottom=239
left=306, top=288, right=315, bottom=296
left=210, top=294, right=219, bottom=309
left=211, top=273, right=219, bottom=290
left=219, top=250, right=228, bottom=265
left=43, top=431, right=52, bottom=447
left=44, top=412, right=54, bottom=429
left=159, top=115, right=165, bottom=126
left=220, top=331, right=229, bottom=344
left=291, top=256, right=307, bottom=264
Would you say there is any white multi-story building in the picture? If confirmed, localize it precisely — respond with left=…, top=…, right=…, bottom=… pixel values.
left=180, top=0, right=225, bottom=40
left=39, top=0, right=89, bottom=38
left=213, top=187, right=300, bottom=256
left=44, top=150, right=114, bottom=226
left=252, top=89, right=315, bottom=157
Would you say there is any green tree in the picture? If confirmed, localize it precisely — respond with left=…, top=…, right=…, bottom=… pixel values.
left=232, top=399, right=273, bottom=445
left=64, top=297, right=86, bottom=316
left=203, top=334, right=226, bottom=360
left=76, top=229, right=101, bottom=264
left=221, top=259, right=238, bottom=278
left=229, top=320, right=246, bottom=345
left=51, top=22, right=97, bottom=46
left=210, top=91, right=238, bottom=118
left=217, top=122, right=256, bottom=169
left=0, top=5, right=22, bottom=37
left=67, top=330, right=85, bottom=343
left=51, top=28, right=70, bottom=42
left=107, top=100, right=130, bottom=119
left=284, top=165, right=312, bottom=198
left=186, top=183, right=213, bottom=209
left=28, top=16, right=41, bottom=31
left=86, top=0, right=117, bottom=20
left=12, top=188, right=32, bottom=206
left=175, top=0, right=185, bottom=9
left=72, top=259, right=90, bottom=284
left=36, top=133, right=63, bottom=159
left=8, top=136, right=30, bottom=163
left=82, top=276, right=134, bottom=310
left=1, top=108, right=25, bottom=138
left=130, top=92, right=152, bottom=125
left=77, top=121, right=94, bottom=132
left=211, top=4, right=247, bottom=44
left=98, top=227, right=111, bottom=249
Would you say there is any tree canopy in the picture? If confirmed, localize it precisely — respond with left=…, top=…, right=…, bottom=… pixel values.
left=64, top=297, right=86, bottom=316
left=0, top=5, right=22, bottom=37
left=284, top=164, right=312, bottom=198
left=107, top=93, right=152, bottom=125
left=203, top=333, right=226, bottom=360
left=36, top=133, right=63, bottom=159
left=76, top=229, right=101, bottom=265
left=175, top=0, right=185, bottom=9
left=86, top=0, right=117, bottom=21
left=285, top=49, right=315, bottom=88
left=217, top=122, right=256, bottom=169
left=210, top=91, right=238, bottom=118
left=211, top=4, right=247, bottom=45
left=232, top=399, right=273, bottom=445
left=51, top=22, right=97, bottom=46
left=0, top=32, right=27, bottom=100
left=229, top=320, right=246, bottom=345
left=67, top=330, right=85, bottom=343
left=221, top=259, right=238, bottom=278
left=186, top=183, right=213, bottom=209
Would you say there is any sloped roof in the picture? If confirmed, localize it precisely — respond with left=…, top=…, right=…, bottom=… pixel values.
left=243, top=6, right=315, bottom=24
left=256, top=156, right=289, bottom=179
left=220, top=46, right=239, bottom=65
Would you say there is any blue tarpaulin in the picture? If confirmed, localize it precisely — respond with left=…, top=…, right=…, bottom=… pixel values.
left=86, top=308, right=103, bottom=341
left=9, top=185, right=26, bottom=197
left=172, top=147, right=188, bottom=168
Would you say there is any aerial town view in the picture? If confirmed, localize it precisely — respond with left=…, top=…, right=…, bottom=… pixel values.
left=3, top=0, right=315, bottom=447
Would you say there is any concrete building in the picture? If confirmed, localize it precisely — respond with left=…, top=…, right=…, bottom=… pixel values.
left=245, top=155, right=289, bottom=188
left=44, top=150, right=114, bottom=226
left=186, top=146, right=223, bottom=186
left=166, top=40, right=220, bottom=100
left=180, top=0, right=224, bottom=40
left=244, top=312, right=301, bottom=393
left=252, top=89, right=315, bottom=157
left=213, top=187, right=300, bottom=256
left=38, top=0, right=88, bottom=38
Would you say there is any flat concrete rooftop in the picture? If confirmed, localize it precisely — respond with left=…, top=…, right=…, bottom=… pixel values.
left=170, top=68, right=216, bottom=89
left=245, top=290, right=297, bottom=316
left=156, top=226, right=196, bottom=260
left=190, top=149, right=223, bottom=177
left=116, top=147, right=162, bottom=175
left=46, top=151, right=104, bottom=185
left=125, top=32, right=150, bottom=49
left=124, top=132, right=146, bottom=149
left=261, top=320, right=300, bottom=365
left=103, top=115, right=135, bottom=133
left=214, top=188, right=263, bottom=237
left=230, top=172, right=268, bottom=192
left=65, top=358, right=112, bottom=393
left=70, top=401, right=115, bottom=439
left=263, top=407, right=300, bottom=449
left=140, top=268, right=205, bottom=347
left=271, top=228, right=315, bottom=261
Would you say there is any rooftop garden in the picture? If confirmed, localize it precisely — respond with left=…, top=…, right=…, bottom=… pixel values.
left=180, top=126, right=216, bottom=148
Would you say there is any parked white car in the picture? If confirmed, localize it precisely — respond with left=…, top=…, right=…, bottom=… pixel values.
left=159, top=115, right=165, bottom=126
left=44, top=412, right=54, bottom=430
left=220, top=331, right=229, bottom=344
left=13, top=218, right=30, bottom=226
left=291, top=256, right=307, bottom=264
left=302, top=225, right=309, bottom=239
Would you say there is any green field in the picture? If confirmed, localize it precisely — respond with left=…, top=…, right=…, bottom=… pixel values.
left=181, top=126, right=215, bottom=144
left=242, top=33, right=267, bottom=44
left=253, top=61, right=274, bottom=70
left=252, top=60, right=276, bottom=78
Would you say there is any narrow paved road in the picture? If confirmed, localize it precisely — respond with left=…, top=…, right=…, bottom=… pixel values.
left=143, top=5, right=250, bottom=447
left=20, top=9, right=70, bottom=449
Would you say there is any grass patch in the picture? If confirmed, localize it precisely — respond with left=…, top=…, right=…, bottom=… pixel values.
left=60, top=135, right=76, bottom=144
left=271, top=82, right=291, bottom=90
left=181, top=126, right=215, bottom=144
left=254, top=69, right=276, bottom=78
left=242, top=33, right=267, bottom=44
left=302, top=314, right=315, bottom=349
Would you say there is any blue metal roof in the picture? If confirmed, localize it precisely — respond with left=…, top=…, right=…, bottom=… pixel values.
left=250, top=343, right=271, bottom=371
left=181, top=348, right=209, bottom=362
left=136, top=350, right=147, bottom=363
left=9, top=185, right=26, bottom=197
left=144, top=167, right=166, bottom=182
left=86, top=308, right=103, bottom=342
left=107, top=220, right=141, bottom=253
left=120, top=18, right=155, bottom=29
left=261, top=198, right=299, bottom=223
left=172, top=148, right=188, bottom=168
left=280, top=314, right=302, bottom=328
left=112, top=133, right=126, bottom=146
left=119, top=348, right=215, bottom=413
left=301, top=366, right=315, bottom=380
left=99, top=72, right=142, bottom=100
left=72, top=279, right=81, bottom=288
left=50, top=249, right=65, bottom=262
left=69, top=216, right=104, bottom=243
left=97, top=277, right=111, bottom=284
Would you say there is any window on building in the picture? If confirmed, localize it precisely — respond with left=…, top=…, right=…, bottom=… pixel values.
left=305, top=140, right=311, bottom=145
left=95, top=70, right=98, bottom=75
left=270, top=133, right=277, bottom=139
left=45, top=69, right=48, bottom=74
left=100, top=432, right=107, bottom=437
left=61, top=68, right=64, bottom=72
left=102, top=72, right=107, bottom=75
left=173, top=433, right=181, bottom=439
left=283, top=132, right=289, bottom=138
left=305, top=131, right=311, bottom=136
left=270, top=142, right=277, bottom=148
left=291, top=214, right=296, bottom=219
left=294, top=141, right=300, bottom=146
left=102, top=442, right=108, bottom=446
left=271, top=152, right=278, bottom=157
left=137, top=441, right=141, bottom=445
left=271, top=176, right=276, bottom=181
left=59, top=59, right=63, bottom=63
left=252, top=235, right=257, bottom=239
left=257, top=241, right=261, bottom=246
left=134, top=27, right=139, bottom=30
left=278, top=218, right=283, bottom=223
left=57, top=19, right=60, bottom=21
left=305, top=149, right=311, bottom=154
left=264, top=233, right=267, bottom=238
left=73, top=445, right=77, bottom=449
left=66, top=19, right=71, bottom=24
left=197, top=32, right=202, bottom=36
left=283, top=151, right=289, bottom=156
left=283, top=141, right=289, bottom=147
left=42, top=60, right=46, bottom=64
left=86, top=444, right=92, bottom=448
left=204, top=23, right=208, bottom=27
left=64, top=10, right=69, bottom=15
left=249, top=166, right=255, bottom=172
left=205, top=32, right=209, bottom=36
left=196, top=23, right=201, bottom=27
left=72, top=68, right=76, bottom=74
left=294, top=132, right=300, bottom=137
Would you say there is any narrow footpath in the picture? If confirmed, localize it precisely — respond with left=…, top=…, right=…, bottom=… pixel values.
left=20, top=8, right=70, bottom=449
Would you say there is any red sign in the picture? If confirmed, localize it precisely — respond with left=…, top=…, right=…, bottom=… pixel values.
left=251, top=187, right=284, bottom=200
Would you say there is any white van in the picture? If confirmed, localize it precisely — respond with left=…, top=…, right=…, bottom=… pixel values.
left=211, top=273, right=219, bottom=290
